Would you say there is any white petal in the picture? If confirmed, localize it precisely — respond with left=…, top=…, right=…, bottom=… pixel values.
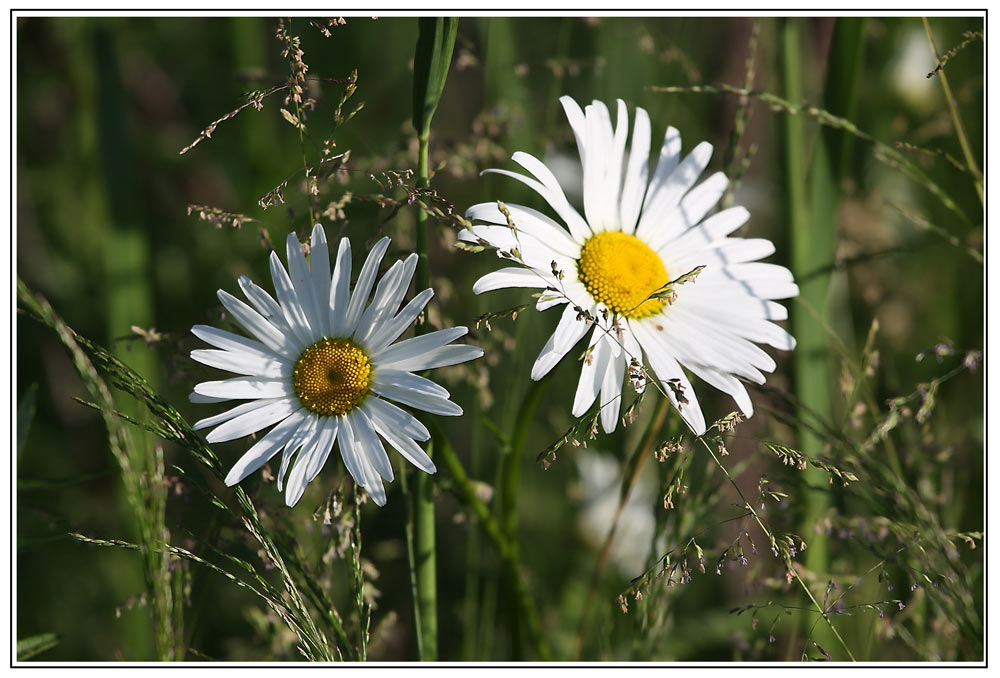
left=620, top=106, right=651, bottom=234
left=381, top=343, right=484, bottom=372
left=309, top=225, right=332, bottom=337
left=366, top=288, right=434, bottom=353
left=680, top=284, right=789, bottom=321
left=484, top=160, right=591, bottom=243
left=647, top=171, right=728, bottom=250
left=269, top=249, right=315, bottom=346
left=636, top=141, right=713, bottom=242
left=652, top=308, right=773, bottom=378
left=191, top=324, right=276, bottom=359
left=582, top=100, right=616, bottom=232
left=472, top=267, right=552, bottom=294
left=328, top=237, right=353, bottom=337
left=353, top=407, right=394, bottom=482
left=278, top=414, right=319, bottom=492
left=357, top=448, right=387, bottom=507
left=531, top=303, right=592, bottom=380
left=205, top=397, right=298, bottom=443
left=366, top=401, right=436, bottom=474
left=284, top=416, right=339, bottom=507
left=355, top=254, right=417, bottom=346
left=599, top=346, right=626, bottom=433
left=459, top=223, right=576, bottom=271
left=640, top=125, right=682, bottom=215
left=464, top=202, right=582, bottom=257
left=572, top=331, right=612, bottom=417
left=373, top=368, right=450, bottom=399
left=224, top=409, right=307, bottom=485
left=193, top=398, right=280, bottom=431
left=343, top=237, right=391, bottom=337
left=190, top=349, right=288, bottom=379
left=340, top=415, right=387, bottom=506
left=669, top=237, right=775, bottom=271
left=237, top=276, right=294, bottom=339
left=371, top=383, right=463, bottom=416
left=678, top=301, right=797, bottom=351
left=683, top=363, right=755, bottom=418
left=217, top=290, right=296, bottom=358
left=667, top=206, right=751, bottom=254
left=372, top=326, right=468, bottom=365
left=365, top=396, right=431, bottom=441
left=701, top=263, right=799, bottom=300
left=188, top=391, right=231, bottom=404
left=630, top=321, right=706, bottom=435
left=194, top=376, right=294, bottom=401
left=286, top=232, right=324, bottom=341
left=560, top=95, right=587, bottom=165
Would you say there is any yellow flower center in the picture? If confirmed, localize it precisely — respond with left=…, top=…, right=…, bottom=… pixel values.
left=578, top=231, right=669, bottom=318
left=292, top=339, right=373, bottom=416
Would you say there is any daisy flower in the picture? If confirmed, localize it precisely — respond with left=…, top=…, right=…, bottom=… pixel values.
left=461, top=96, right=797, bottom=435
left=190, top=225, right=483, bottom=507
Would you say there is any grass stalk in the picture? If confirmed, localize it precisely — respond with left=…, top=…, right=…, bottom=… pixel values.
left=780, top=17, right=843, bottom=655
left=921, top=17, right=984, bottom=204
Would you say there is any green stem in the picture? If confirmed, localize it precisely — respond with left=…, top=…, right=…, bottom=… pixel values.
left=436, top=428, right=552, bottom=660
left=410, top=128, right=438, bottom=662
left=921, top=17, right=983, bottom=204
left=406, top=16, right=457, bottom=660
left=781, top=16, right=837, bottom=650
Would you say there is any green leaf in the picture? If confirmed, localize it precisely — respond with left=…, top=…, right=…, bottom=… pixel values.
left=411, top=17, right=458, bottom=138
left=17, top=633, right=60, bottom=660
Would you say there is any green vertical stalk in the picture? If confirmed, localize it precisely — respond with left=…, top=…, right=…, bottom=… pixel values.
left=780, top=17, right=836, bottom=655
left=408, top=17, right=458, bottom=661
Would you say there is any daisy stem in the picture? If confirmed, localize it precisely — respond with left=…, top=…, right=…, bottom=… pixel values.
left=408, top=17, right=457, bottom=660
left=575, top=394, right=670, bottom=659
left=434, top=427, right=553, bottom=660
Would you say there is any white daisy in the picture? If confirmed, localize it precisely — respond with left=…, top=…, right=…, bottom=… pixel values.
left=461, top=96, right=797, bottom=436
left=190, top=225, right=483, bottom=507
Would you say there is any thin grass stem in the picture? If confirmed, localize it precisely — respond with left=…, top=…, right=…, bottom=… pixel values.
left=697, top=436, right=856, bottom=661
left=921, top=17, right=984, bottom=204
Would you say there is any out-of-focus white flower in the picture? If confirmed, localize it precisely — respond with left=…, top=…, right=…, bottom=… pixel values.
left=575, top=451, right=657, bottom=573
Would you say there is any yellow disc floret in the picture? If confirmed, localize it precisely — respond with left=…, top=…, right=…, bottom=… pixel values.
left=292, top=339, right=373, bottom=416
left=578, top=231, right=669, bottom=319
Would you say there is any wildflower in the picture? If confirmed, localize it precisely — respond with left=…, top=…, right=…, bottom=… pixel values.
left=462, top=97, right=796, bottom=434
left=190, top=225, right=483, bottom=506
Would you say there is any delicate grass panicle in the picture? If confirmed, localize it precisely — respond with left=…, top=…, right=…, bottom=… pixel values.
left=16, top=15, right=981, bottom=663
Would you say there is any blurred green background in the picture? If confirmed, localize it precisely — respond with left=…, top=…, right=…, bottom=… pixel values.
left=16, top=15, right=983, bottom=661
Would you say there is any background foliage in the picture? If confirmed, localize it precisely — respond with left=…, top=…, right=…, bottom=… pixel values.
left=16, top=15, right=983, bottom=662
